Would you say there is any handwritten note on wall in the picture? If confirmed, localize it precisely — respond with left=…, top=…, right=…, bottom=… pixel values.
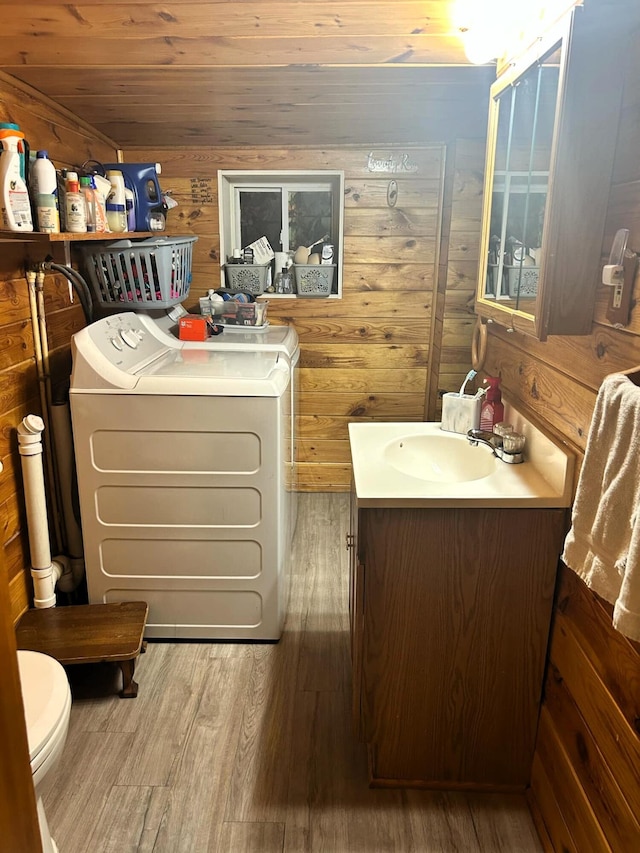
left=190, top=178, right=215, bottom=204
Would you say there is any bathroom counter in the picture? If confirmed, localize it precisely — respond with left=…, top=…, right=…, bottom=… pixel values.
left=349, top=418, right=573, bottom=509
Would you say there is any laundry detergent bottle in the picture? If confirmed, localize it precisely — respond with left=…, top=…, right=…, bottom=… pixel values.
left=479, top=376, right=504, bottom=431
left=0, top=134, right=33, bottom=231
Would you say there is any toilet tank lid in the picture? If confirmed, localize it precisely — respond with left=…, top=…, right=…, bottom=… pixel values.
left=17, top=650, right=71, bottom=761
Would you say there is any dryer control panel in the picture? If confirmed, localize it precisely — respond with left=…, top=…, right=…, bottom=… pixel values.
left=85, top=313, right=168, bottom=372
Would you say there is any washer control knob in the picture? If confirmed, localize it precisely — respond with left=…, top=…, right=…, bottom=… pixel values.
left=119, top=329, right=139, bottom=349
left=110, top=337, right=123, bottom=351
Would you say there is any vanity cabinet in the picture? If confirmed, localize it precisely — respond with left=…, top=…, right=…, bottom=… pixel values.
left=349, top=495, right=566, bottom=789
left=476, top=3, right=626, bottom=339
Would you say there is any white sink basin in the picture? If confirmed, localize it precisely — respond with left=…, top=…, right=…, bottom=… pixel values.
left=349, top=412, right=574, bottom=508
left=384, top=434, right=497, bottom=483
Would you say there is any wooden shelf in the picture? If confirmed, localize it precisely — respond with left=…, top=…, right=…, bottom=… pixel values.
left=0, top=230, right=155, bottom=243
left=50, top=231, right=155, bottom=242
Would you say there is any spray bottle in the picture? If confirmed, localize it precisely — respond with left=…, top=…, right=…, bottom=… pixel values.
left=479, top=376, right=504, bottom=432
left=0, top=123, right=29, bottom=182
left=0, top=131, right=33, bottom=231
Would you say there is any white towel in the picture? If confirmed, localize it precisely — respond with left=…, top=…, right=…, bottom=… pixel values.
left=562, top=373, right=640, bottom=642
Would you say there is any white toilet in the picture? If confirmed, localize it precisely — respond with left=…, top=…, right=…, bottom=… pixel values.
left=17, top=649, right=72, bottom=853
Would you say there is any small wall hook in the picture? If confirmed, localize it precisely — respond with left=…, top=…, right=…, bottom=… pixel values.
left=387, top=180, right=398, bottom=207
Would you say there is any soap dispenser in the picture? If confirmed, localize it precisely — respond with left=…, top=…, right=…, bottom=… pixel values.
left=479, top=376, right=504, bottom=431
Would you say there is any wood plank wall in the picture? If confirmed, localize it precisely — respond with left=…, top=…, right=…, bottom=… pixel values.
left=0, top=73, right=118, bottom=851
left=482, top=29, right=640, bottom=851
left=0, top=73, right=117, bottom=622
left=124, top=143, right=484, bottom=492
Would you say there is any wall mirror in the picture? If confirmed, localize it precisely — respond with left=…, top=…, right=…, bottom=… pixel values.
left=485, top=46, right=560, bottom=309
left=477, top=30, right=563, bottom=337
left=475, top=4, right=624, bottom=340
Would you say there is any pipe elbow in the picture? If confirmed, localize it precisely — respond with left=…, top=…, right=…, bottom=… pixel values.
left=52, top=555, right=75, bottom=594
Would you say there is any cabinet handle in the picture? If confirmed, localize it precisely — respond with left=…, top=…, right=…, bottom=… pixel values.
left=346, top=533, right=354, bottom=550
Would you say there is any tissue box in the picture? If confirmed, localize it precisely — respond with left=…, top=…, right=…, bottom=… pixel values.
left=441, top=393, right=481, bottom=435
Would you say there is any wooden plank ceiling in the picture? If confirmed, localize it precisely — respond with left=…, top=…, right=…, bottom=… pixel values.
left=0, top=1, right=494, bottom=147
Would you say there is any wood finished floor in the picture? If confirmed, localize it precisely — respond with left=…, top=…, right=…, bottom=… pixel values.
left=45, top=493, right=543, bottom=853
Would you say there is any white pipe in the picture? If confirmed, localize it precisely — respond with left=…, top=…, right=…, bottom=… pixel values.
left=50, top=402, right=85, bottom=579
left=17, top=415, right=76, bottom=607
left=18, top=415, right=55, bottom=607
left=34, top=269, right=64, bottom=552
left=26, top=270, right=42, bottom=371
left=27, top=270, right=64, bottom=553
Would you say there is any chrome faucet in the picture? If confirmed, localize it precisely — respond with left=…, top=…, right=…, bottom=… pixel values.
left=467, top=429, right=500, bottom=456
left=466, top=429, right=525, bottom=464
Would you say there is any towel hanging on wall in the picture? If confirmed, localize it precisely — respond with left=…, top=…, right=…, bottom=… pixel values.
left=562, top=371, right=640, bottom=642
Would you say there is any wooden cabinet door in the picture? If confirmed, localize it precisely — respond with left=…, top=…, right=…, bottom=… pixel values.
left=348, top=489, right=366, bottom=739
left=348, top=487, right=357, bottom=651
left=358, top=505, right=565, bottom=789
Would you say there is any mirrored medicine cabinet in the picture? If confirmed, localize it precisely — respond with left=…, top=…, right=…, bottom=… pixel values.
left=475, top=4, right=625, bottom=340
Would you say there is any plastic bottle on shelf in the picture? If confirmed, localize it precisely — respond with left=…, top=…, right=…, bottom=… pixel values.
left=31, top=151, right=60, bottom=233
left=275, top=266, right=293, bottom=294
left=31, top=150, right=57, bottom=200
left=64, top=172, right=87, bottom=233
left=79, top=176, right=97, bottom=233
left=35, top=194, right=60, bottom=234
left=124, top=186, right=136, bottom=231
left=90, top=173, right=110, bottom=232
left=0, top=134, right=33, bottom=231
left=106, top=170, right=127, bottom=233
left=282, top=266, right=293, bottom=294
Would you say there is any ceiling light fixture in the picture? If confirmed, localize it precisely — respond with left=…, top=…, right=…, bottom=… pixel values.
left=453, top=0, right=569, bottom=65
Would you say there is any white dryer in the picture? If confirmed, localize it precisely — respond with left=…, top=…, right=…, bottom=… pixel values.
left=70, top=312, right=298, bottom=640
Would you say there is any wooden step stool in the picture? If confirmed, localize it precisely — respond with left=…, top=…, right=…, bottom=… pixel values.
left=16, top=601, right=148, bottom=698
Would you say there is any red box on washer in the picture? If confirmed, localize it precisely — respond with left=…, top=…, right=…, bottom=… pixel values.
left=178, top=316, right=209, bottom=341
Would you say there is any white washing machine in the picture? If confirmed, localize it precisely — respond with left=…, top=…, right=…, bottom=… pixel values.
left=70, top=311, right=299, bottom=640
